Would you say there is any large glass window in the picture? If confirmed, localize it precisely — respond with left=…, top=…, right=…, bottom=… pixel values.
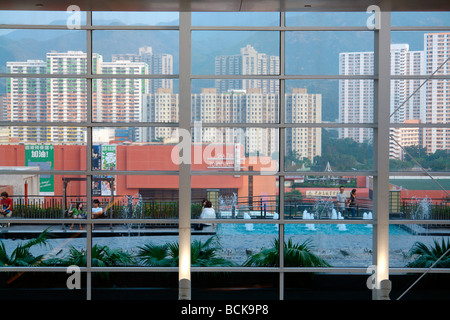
left=0, top=10, right=449, bottom=301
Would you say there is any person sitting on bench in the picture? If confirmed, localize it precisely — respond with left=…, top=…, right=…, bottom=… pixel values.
left=69, top=202, right=86, bottom=230
left=92, top=199, right=104, bottom=219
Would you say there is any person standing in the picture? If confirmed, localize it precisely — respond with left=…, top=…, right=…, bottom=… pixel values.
left=347, top=189, right=357, bottom=217
left=336, top=186, right=347, bottom=215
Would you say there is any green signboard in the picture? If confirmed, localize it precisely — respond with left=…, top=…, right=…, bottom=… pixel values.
left=25, top=145, right=54, bottom=195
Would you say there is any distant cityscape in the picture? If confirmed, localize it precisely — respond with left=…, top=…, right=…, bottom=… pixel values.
left=339, top=33, right=449, bottom=159
left=0, top=32, right=449, bottom=162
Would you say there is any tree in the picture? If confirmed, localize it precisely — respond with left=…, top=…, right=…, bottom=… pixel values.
left=285, top=188, right=303, bottom=202
left=311, top=129, right=373, bottom=171
left=401, top=147, right=449, bottom=171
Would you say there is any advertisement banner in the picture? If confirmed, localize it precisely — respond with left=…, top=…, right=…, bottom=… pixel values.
left=101, top=145, right=116, bottom=196
left=101, top=145, right=117, bottom=171
left=25, top=145, right=54, bottom=195
left=92, top=145, right=102, bottom=196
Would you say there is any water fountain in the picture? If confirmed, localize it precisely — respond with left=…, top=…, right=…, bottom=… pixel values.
left=303, top=209, right=316, bottom=231
left=363, top=212, right=373, bottom=228
left=121, top=193, right=144, bottom=235
left=331, top=208, right=338, bottom=219
left=218, top=192, right=238, bottom=218
left=409, top=197, right=431, bottom=235
left=313, top=197, right=335, bottom=219
left=337, top=212, right=347, bottom=231
left=244, top=212, right=254, bottom=231
left=412, top=197, right=431, bottom=220
left=331, top=208, right=347, bottom=231
left=273, top=212, right=279, bottom=231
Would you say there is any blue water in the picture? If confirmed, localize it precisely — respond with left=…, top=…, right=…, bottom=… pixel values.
left=217, top=223, right=410, bottom=236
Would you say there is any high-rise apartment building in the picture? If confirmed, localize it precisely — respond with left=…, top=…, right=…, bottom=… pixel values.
left=338, top=51, right=374, bottom=144
left=190, top=87, right=280, bottom=158
left=95, top=59, right=149, bottom=142
left=339, top=44, right=425, bottom=155
left=112, top=46, right=173, bottom=94
left=390, top=44, right=426, bottom=124
left=340, top=36, right=449, bottom=156
left=46, top=51, right=97, bottom=143
left=424, top=32, right=449, bottom=154
left=6, top=50, right=155, bottom=144
left=0, top=94, right=6, bottom=121
left=6, top=60, right=47, bottom=142
left=389, top=119, right=422, bottom=160
left=285, top=88, right=322, bottom=161
left=142, top=88, right=179, bottom=143
left=215, top=45, right=280, bottom=94
left=94, top=60, right=148, bottom=123
left=144, top=86, right=320, bottom=161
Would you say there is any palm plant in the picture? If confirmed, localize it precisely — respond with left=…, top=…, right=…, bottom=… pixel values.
left=137, top=236, right=235, bottom=267
left=60, top=244, right=135, bottom=268
left=191, top=236, right=235, bottom=267
left=137, top=242, right=178, bottom=267
left=244, top=238, right=331, bottom=267
left=51, top=244, right=135, bottom=280
left=0, top=229, right=51, bottom=267
left=406, top=238, right=450, bottom=268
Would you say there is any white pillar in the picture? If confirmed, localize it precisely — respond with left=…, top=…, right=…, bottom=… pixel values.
left=373, top=8, right=391, bottom=300
left=178, top=11, right=192, bottom=300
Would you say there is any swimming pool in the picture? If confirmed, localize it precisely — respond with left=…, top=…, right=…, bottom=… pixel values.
left=216, top=223, right=410, bottom=236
